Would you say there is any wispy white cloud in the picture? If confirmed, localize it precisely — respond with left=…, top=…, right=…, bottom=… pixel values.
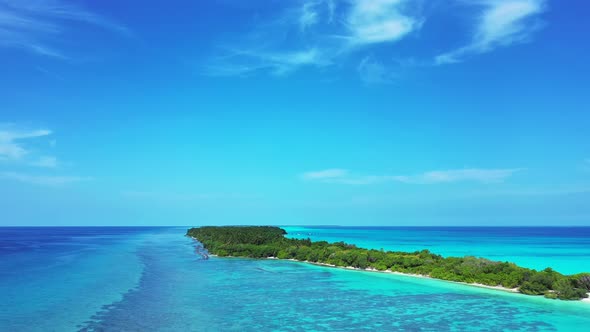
left=0, top=0, right=129, bottom=58
left=0, top=123, right=89, bottom=186
left=392, top=168, right=524, bottom=184
left=435, top=0, right=546, bottom=65
left=357, top=56, right=396, bottom=84
left=345, top=0, right=421, bottom=46
left=300, top=1, right=321, bottom=31
left=205, top=0, right=548, bottom=77
left=0, top=124, right=52, bottom=160
left=205, top=48, right=331, bottom=77
left=205, top=0, right=422, bottom=77
left=0, top=171, right=90, bottom=186
left=302, top=168, right=523, bottom=185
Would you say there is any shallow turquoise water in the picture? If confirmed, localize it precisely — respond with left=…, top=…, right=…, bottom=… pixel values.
left=1, top=227, right=589, bottom=331
left=283, top=226, right=590, bottom=274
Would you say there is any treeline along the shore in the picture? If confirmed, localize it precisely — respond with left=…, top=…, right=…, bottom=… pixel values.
left=187, top=226, right=590, bottom=300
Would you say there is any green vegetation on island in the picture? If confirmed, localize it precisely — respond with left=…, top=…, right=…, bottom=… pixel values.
left=187, top=226, right=590, bottom=301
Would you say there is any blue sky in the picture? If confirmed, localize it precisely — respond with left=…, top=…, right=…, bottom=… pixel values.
left=1, top=0, right=589, bottom=226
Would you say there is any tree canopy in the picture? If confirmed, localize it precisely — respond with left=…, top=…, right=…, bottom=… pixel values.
left=187, top=226, right=590, bottom=301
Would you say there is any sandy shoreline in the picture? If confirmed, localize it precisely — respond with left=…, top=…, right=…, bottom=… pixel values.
left=282, top=258, right=521, bottom=294
left=202, top=249, right=520, bottom=294
left=189, top=236, right=589, bottom=302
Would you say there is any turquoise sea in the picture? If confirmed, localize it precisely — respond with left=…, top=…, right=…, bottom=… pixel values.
left=1, top=226, right=589, bottom=331
left=283, top=226, right=590, bottom=274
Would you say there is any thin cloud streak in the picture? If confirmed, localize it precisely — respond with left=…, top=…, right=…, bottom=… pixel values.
left=435, top=0, right=546, bottom=64
left=204, top=0, right=422, bottom=77
left=302, top=168, right=524, bottom=185
left=0, top=171, right=91, bottom=186
left=300, top=1, right=321, bottom=31
left=357, top=56, right=396, bottom=84
left=205, top=0, right=547, bottom=77
left=0, top=0, right=130, bottom=58
left=0, top=125, right=52, bottom=160
left=392, top=168, right=525, bottom=184
left=205, top=48, right=331, bottom=77
left=0, top=124, right=89, bottom=186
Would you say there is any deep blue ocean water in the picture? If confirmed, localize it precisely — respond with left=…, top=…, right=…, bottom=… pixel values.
left=1, top=226, right=589, bottom=331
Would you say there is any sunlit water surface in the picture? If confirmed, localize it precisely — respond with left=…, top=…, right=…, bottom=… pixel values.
left=1, top=226, right=589, bottom=331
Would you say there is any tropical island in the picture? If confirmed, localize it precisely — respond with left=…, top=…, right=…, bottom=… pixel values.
left=187, top=226, right=590, bottom=301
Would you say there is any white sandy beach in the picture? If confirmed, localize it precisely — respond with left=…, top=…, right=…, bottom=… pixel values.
left=291, top=259, right=521, bottom=293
